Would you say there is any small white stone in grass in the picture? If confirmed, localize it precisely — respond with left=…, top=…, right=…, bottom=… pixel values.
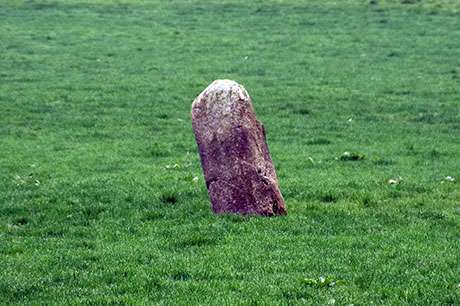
left=165, top=164, right=180, bottom=169
left=388, top=176, right=402, bottom=185
left=444, top=176, right=455, bottom=182
left=347, top=117, right=353, bottom=122
left=192, top=176, right=199, bottom=183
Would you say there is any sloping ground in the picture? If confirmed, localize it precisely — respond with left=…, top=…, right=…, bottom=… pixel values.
left=0, top=0, right=459, bottom=304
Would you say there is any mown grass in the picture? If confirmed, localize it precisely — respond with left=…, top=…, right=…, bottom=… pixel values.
left=0, top=0, right=459, bottom=304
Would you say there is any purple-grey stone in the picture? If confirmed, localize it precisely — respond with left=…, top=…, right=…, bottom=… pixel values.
left=191, top=80, right=286, bottom=216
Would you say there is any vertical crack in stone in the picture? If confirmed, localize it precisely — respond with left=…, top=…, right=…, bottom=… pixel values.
left=191, top=80, right=286, bottom=216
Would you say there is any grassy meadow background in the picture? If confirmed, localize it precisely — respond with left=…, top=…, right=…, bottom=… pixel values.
left=1, top=0, right=459, bottom=304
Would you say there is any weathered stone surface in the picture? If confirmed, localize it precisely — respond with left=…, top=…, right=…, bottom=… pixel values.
left=191, top=80, right=286, bottom=216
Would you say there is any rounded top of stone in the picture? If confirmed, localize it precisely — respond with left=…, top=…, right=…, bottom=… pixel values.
left=195, top=79, right=249, bottom=102
left=191, top=80, right=252, bottom=119
left=207, top=79, right=239, bottom=90
left=200, top=79, right=246, bottom=96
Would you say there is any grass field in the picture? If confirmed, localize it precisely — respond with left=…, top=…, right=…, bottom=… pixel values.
left=1, top=0, right=459, bottom=304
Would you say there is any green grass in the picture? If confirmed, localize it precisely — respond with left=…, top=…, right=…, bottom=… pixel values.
left=1, top=0, right=459, bottom=304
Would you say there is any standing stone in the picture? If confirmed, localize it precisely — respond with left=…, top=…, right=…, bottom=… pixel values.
left=191, top=80, right=286, bottom=216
